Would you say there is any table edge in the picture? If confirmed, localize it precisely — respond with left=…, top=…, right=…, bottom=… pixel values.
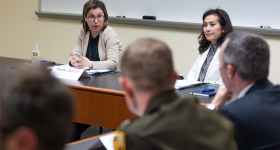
left=67, top=83, right=125, bottom=96
left=66, top=131, right=116, bottom=146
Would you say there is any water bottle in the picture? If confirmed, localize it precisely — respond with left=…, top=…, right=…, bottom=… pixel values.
left=32, top=44, right=40, bottom=64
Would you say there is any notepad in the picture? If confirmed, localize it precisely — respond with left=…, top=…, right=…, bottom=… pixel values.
left=174, top=80, right=202, bottom=90
left=190, top=88, right=217, bottom=97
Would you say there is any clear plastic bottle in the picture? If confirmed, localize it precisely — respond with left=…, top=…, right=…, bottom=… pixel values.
left=32, top=44, right=40, bottom=64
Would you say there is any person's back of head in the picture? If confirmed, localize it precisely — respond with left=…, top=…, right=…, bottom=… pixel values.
left=120, top=38, right=175, bottom=92
left=222, top=31, right=270, bottom=81
left=119, top=38, right=177, bottom=116
left=0, top=67, right=74, bottom=150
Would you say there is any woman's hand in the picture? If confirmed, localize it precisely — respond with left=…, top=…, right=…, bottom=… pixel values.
left=80, top=56, right=93, bottom=68
left=69, top=52, right=84, bottom=68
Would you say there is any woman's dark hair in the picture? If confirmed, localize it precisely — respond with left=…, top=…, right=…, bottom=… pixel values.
left=198, top=8, right=233, bottom=54
left=82, top=0, right=109, bottom=33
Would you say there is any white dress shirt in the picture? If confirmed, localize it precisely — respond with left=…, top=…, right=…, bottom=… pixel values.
left=225, top=82, right=255, bottom=105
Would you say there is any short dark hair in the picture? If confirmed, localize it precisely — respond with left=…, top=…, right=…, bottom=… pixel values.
left=198, top=8, right=233, bottom=54
left=0, top=67, right=74, bottom=150
left=120, top=38, right=174, bottom=92
left=82, top=0, right=109, bottom=33
left=223, top=31, right=270, bottom=81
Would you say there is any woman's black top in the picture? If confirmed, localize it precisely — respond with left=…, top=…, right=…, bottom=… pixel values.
left=86, top=33, right=100, bottom=61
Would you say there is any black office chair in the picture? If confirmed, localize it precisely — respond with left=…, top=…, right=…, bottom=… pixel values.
left=178, top=75, right=184, bottom=80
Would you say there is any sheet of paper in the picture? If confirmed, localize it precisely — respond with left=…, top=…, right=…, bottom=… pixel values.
left=174, top=80, right=202, bottom=90
left=99, top=133, right=116, bottom=150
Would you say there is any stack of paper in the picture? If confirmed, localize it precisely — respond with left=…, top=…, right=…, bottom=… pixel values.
left=174, top=80, right=202, bottom=90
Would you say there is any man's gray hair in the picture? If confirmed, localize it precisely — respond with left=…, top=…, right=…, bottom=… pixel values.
left=223, top=31, right=270, bottom=81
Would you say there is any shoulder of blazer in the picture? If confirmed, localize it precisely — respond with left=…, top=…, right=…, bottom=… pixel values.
left=100, top=26, right=116, bottom=39
left=200, top=46, right=211, bottom=56
left=245, top=78, right=273, bottom=96
left=197, top=46, right=210, bottom=67
left=78, top=27, right=85, bottom=36
left=78, top=27, right=90, bottom=39
left=104, top=26, right=115, bottom=33
left=197, top=46, right=211, bottom=62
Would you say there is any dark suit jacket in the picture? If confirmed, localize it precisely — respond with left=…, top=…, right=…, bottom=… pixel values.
left=119, top=90, right=237, bottom=150
left=218, top=78, right=280, bottom=150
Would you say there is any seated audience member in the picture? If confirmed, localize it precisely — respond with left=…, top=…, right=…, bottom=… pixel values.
left=118, top=38, right=237, bottom=150
left=0, top=67, right=74, bottom=150
left=187, top=8, right=233, bottom=82
left=209, top=31, right=280, bottom=150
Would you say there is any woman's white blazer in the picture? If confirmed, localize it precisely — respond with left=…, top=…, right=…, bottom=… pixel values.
left=187, top=46, right=222, bottom=82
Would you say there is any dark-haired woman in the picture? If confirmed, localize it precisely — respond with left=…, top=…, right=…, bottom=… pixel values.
left=187, top=8, right=233, bottom=82
left=69, top=0, right=122, bottom=70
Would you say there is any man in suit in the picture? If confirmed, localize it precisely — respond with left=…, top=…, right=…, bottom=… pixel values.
left=118, top=38, right=237, bottom=150
left=0, top=67, right=74, bottom=150
left=209, top=31, right=280, bottom=150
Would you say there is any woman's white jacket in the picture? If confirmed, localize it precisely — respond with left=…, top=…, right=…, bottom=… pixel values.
left=187, top=46, right=222, bottom=82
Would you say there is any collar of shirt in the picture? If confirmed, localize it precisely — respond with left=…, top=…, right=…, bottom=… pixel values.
left=90, top=32, right=100, bottom=41
left=225, top=82, right=255, bottom=106
left=237, top=82, right=255, bottom=99
left=210, top=43, right=219, bottom=51
left=144, top=90, right=179, bottom=115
